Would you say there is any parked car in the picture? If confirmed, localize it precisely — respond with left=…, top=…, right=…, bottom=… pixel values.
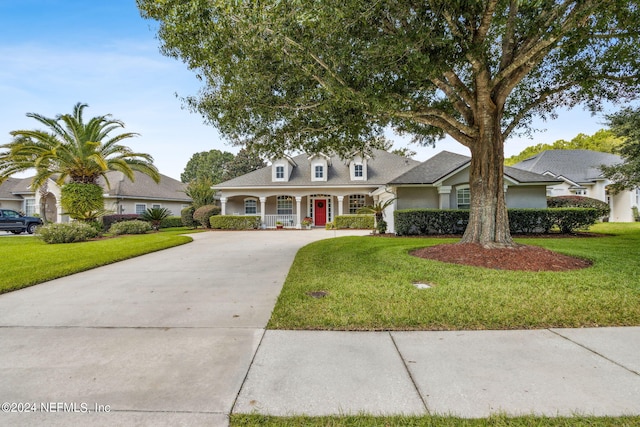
left=0, top=209, right=43, bottom=234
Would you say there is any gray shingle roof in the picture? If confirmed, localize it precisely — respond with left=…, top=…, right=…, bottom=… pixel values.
left=0, top=177, right=33, bottom=199
left=0, top=172, right=190, bottom=202
left=389, top=151, right=470, bottom=184
left=512, top=150, right=622, bottom=183
left=214, top=149, right=421, bottom=188
left=100, top=171, right=191, bottom=202
left=390, top=151, right=559, bottom=185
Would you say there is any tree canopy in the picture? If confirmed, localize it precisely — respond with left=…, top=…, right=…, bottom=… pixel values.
left=0, top=103, right=159, bottom=189
left=138, top=0, right=640, bottom=246
left=504, top=129, right=624, bottom=165
left=180, top=149, right=234, bottom=183
left=221, top=147, right=267, bottom=181
left=600, top=107, right=640, bottom=193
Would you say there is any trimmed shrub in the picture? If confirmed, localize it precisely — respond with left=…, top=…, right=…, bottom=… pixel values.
left=181, top=206, right=197, bottom=228
left=508, top=209, right=554, bottom=234
left=103, top=214, right=140, bottom=231
left=548, top=196, right=610, bottom=218
left=210, top=215, right=260, bottom=230
left=109, top=220, right=151, bottom=235
left=548, top=208, right=600, bottom=234
left=60, top=183, right=104, bottom=220
left=37, top=222, right=100, bottom=244
left=160, top=216, right=183, bottom=228
left=395, top=209, right=469, bottom=236
left=325, top=221, right=336, bottom=230
left=395, top=208, right=600, bottom=236
left=193, top=205, right=221, bottom=228
left=334, top=215, right=374, bottom=229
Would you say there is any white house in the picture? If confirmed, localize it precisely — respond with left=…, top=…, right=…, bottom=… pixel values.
left=513, top=150, right=639, bottom=222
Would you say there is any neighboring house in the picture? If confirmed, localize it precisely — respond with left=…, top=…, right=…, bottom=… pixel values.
left=213, top=149, right=558, bottom=233
left=0, top=171, right=191, bottom=223
left=512, top=150, right=639, bottom=222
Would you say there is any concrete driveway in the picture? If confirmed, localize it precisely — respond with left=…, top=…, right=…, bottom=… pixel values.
left=0, top=229, right=367, bottom=427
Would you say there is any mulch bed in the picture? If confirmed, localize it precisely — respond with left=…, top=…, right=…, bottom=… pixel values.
left=411, top=243, right=592, bottom=272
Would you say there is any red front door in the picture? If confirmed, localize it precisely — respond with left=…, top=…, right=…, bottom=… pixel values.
left=314, top=199, right=327, bottom=226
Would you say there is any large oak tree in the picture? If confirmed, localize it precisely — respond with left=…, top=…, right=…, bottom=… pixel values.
left=138, top=0, right=640, bottom=247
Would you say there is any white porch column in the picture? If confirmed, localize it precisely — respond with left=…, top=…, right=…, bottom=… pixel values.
left=438, top=186, right=452, bottom=209
left=220, top=197, right=227, bottom=216
left=295, top=196, right=302, bottom=229
left=337, top=195, right=344, bottom=217
left=259, top=197, right=266, bottom=225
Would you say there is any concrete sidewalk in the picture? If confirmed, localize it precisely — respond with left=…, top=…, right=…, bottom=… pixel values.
left=1, top=230, right=639, bottom=426
left=234, top=328, right=640, bottom=418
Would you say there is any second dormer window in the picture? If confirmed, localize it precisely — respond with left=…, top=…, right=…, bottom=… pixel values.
left=315, top=165, right=324, bottom=179
left=276, top=165, right=284, bottom=179
left=354, top=164, right=363, bottom=177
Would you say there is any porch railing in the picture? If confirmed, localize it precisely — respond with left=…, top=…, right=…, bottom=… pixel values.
left=264, top=214, right=297, bottom=228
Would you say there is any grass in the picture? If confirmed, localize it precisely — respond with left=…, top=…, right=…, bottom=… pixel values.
left=0, top=227, right=196, bottom=294
left=268, top=222, right=640, bottom=330
left=231, top=414, right=640, bottom=427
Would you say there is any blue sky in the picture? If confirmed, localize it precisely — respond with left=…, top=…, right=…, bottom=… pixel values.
left=0, top=0, right=616, bottom=181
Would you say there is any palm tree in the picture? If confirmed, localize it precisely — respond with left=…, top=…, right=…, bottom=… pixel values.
left=358, top=198, right=396, bottom=234
left=0, top=102, right=160, bottom=188
left=140, top=207, right=171, bottom=231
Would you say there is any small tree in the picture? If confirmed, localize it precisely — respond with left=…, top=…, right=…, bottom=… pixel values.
left=358, top=199, right=395, bottom=234
left=600, top=107, right=640, bottom=194
left=184, top=178, right=216, bottom=209
left=140, top=207, right=172, bottom=230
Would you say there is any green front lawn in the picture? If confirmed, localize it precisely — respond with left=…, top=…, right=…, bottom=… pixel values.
left=268, top=223, right=640, bottom=330
left=0, top=228, right=195, bottom=294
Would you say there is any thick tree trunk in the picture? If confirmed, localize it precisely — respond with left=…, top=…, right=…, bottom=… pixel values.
left=460, top=108, right=516, bottom=248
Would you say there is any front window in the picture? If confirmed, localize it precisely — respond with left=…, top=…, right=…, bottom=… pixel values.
left=24, top=199, right=36, bottom=216
left=275, top=166, right=284, bottom=179
left=277, top=195, right=293, bottom=215
left=349, top=194, right=366, bottom=214
left=354, top=164, right=363, bottom=178
left=315, top=165, right=324, bottom=179
left=457, top=188, right=470, bottom=209
left=135, top=204, right=147, bottom=215
left=244, top=199, right=257, bottom=214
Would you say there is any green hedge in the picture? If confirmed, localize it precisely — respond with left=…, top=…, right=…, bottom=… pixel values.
left=394, top=209, right=469, bottom=235
left=109, top=220, right=152, bottom=235
left=193, top=205, right=221, bottom=228
left=159, top=216, right=183, bottom=228
left=395, top=208, right=601, bottom=236
left=334, top=215, right=375, bottom=229
left=210, top=215, right=261, bottom=230
left=548, top=195, right=610, bottom=217
left=181, top=206, right=197, bottom=228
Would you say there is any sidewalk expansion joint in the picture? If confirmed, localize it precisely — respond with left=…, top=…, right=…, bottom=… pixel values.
left=389, top=332, right=431, bottom=414
left=548, top=328, right=640, bottom=377
left=229, top=328, right=268, bottom=415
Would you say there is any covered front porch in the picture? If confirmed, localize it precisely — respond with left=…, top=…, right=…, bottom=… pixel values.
left=219, top=192, right=374, bottom=229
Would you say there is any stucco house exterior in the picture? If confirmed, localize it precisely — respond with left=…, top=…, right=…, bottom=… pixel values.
left=0, top=171, right=191, bottom=223
left=513, top=150, right=639, bottom=222
left=214, top=149, right=558, bottom=233
left=377, top=151, right=561, bottom=233
left=213, top=149, right=421, bottom=229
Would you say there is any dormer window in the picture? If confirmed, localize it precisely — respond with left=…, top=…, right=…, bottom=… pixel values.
left=309, top=153, right=330, bottom=182
left=272, top=156, right=296, bottom=182
left=349, top=155, right=367, bottom=181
